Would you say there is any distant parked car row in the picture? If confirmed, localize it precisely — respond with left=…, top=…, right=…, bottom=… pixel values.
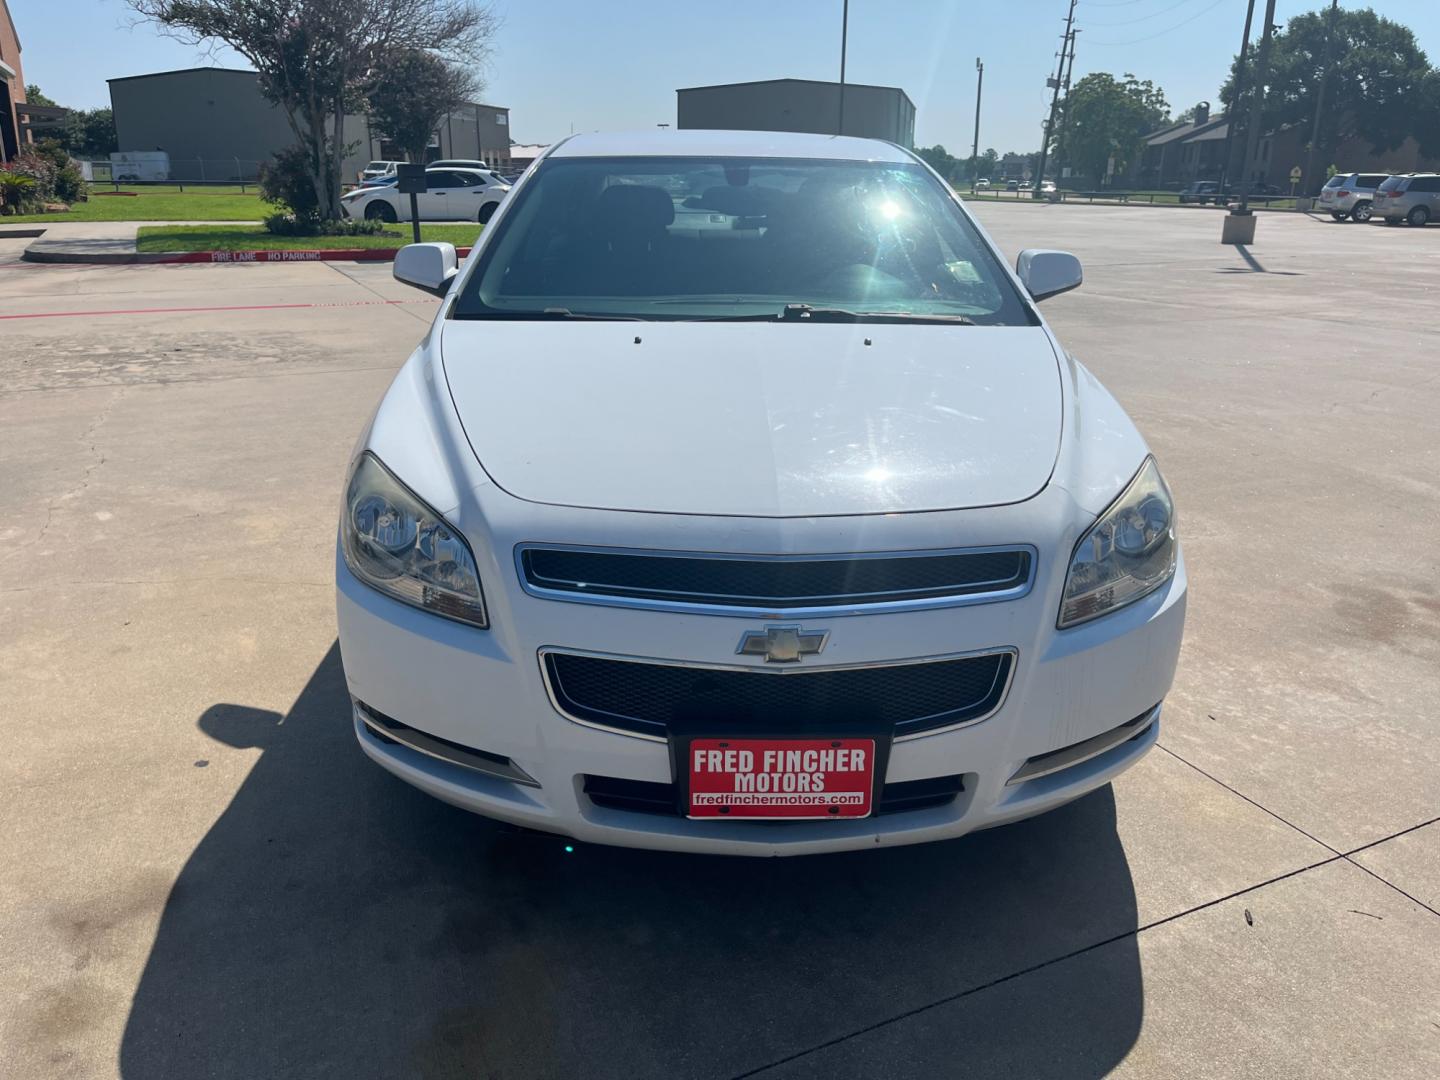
left=1319, top=171, right=1439, bottom=226
left=1177, top=180, right=1283, bottom=205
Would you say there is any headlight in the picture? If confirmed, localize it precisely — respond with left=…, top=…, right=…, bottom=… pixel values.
left=341, top=452, right=488, bottom=628
left=1058, top=456, right=1176, bottom=628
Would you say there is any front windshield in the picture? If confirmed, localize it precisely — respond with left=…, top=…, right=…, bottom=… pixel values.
left=452, top=156, right=1034, bottom=325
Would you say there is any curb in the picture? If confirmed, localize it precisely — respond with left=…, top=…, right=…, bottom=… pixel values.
left=23, top=245, right=474, bottom=265
left=1, top=228, right=48, bottom=239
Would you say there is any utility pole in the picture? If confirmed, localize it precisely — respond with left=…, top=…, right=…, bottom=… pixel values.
left=838, top=0, right=849, bottom=136
left=1219, top=0, right=1257, bottom=192
left=1055, top=28, right=1080, bottom=183
left=1033, top=0, right=1077, bottom=196
left=971, top=57, right=983, bottom=188
left=1236, top=0, right=1279, bottom=214
left=1303, top=0, right=1340, bottom=196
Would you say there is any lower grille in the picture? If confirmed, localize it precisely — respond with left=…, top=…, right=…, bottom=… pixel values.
left=583, top=773, right=965, bottom=817
left=544, top=650, right=1013, bottom=740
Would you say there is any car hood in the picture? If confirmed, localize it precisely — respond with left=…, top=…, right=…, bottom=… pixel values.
left=440, top=321, right=1062, bottom=518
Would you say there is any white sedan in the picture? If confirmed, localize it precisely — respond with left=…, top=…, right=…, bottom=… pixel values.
left=341, top=167, right=509, bottom=224
left=336, top=130, right=1186, bottom=855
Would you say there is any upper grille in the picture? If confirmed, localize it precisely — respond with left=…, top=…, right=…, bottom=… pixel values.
left=518, top=545, right=1034, bottom=614
left=543, top=650, right=1014, bottom=740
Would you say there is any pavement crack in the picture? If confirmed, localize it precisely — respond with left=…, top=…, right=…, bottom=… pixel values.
left=23, top=386, right=126, bottom=553
left=1157, top=745, right=1440, bottom=920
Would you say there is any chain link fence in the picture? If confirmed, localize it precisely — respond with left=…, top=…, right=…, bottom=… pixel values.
left=83, top=158, right=264, bottom=186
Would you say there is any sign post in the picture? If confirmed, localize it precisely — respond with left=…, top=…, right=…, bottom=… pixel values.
left=395, top=164, right=428, bottom=245
left=1289, top=165, right=1301, bottom=196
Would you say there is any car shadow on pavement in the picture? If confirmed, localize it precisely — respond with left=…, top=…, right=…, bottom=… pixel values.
left=120, top=644, right=1143, bottom=1080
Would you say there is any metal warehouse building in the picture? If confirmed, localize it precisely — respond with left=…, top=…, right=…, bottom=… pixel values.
left=676, top=78, right=915, bottom=148
left=108, top=67, right=512, bottom=182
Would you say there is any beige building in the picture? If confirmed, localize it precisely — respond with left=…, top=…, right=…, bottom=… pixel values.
left=677, top=78, right=915, bottom=148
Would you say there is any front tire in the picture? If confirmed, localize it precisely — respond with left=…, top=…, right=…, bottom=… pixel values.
left=1407, top=206, right=1430, bottom=227
left=365, top=201, right=398, bottom=223
left=478, top=202, right=497, bottom=225
left=1350, top=201, right=1372, bottom=222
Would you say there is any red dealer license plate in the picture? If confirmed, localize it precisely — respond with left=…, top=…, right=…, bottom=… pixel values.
left=686, top=737, right=876, bottom=819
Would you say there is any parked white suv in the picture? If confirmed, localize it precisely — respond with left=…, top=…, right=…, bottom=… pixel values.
left=337, top=130, right=1187, bottom=855
left=1317, top=172, right=1388, bottom=221
left=1373, top=173, right=1440, bottom=226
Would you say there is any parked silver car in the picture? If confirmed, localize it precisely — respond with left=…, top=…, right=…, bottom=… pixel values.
left=1373, top=174, right=1440, bottom=226
left=1317, top=172, right=1389, bottom=222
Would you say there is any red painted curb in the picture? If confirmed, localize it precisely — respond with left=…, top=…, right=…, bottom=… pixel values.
left=143, top=246, right=474, bottom=264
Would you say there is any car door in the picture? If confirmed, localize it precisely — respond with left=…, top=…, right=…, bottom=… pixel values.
left=1408, top=176, right=1440, bottom=220
left=416, top=171, right=464, bottom=220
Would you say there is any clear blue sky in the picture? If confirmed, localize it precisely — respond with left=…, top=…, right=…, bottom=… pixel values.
left=14, top=0, right=1440, bottom=152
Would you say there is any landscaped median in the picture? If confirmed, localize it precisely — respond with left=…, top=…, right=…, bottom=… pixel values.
left=136, top=223, right=481, bottom=254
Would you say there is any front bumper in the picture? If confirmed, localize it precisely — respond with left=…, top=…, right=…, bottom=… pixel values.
left=336, top=537, right=1187, bottom=856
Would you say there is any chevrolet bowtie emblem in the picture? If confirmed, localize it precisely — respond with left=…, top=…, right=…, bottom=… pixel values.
left=736, top=626, right=830, bottom=664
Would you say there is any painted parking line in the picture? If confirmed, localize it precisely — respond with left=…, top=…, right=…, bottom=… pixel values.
left=0, top=298, right=440, bottom=321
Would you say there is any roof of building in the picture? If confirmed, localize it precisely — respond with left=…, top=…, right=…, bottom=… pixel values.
left=548, top=129, right=916, bottom=163
left=108, top=66, right=261, bottom=83
left=1144, top=114, right=1229, bottom=147
left=676, top=77, right=915, bottom=108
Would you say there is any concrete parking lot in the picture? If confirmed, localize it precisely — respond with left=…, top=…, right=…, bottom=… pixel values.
left=2, top=204, right=1437, bottom=1079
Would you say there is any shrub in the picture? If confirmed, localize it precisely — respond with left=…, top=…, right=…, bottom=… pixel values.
left=7, top=150, right=57, bottom=203
left=262, top=213, right=388, bottom=238
left=33, top=139, right=87, bottom=203
left=0, top=172, right=40, bottom=214
left=259, top=144, right=322, bottom=222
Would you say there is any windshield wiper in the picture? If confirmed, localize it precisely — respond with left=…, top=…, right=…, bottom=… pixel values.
left=537, top=308, right=645, bottom=321
left=780, top=304, right=976, bottom=325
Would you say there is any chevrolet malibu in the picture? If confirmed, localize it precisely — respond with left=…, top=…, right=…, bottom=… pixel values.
left=336, top=130, right=1186, bottom=855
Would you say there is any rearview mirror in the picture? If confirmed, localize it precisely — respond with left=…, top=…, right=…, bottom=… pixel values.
left=1016, top=249, right=1083, bottom=303
left=393, top=242, right=458, bottom=297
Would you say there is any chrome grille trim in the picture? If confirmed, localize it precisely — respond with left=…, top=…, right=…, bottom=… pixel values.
left=515, top=543, right=1037, bottom=617
left=537, top=645, right=1018, bottom=744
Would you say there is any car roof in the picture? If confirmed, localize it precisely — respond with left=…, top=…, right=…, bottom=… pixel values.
left=547, top=129, right=916, bottom=163
left=424, top=166, right=490, bottom=174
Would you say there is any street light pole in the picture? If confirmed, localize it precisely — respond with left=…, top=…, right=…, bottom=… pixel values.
left=1303, top=0, right=1340, bottom=196
left=838, top=0, right=849, bottom=136
left=1219, top=0, right=1257, bottom=192
left=971, top=57, right=983, bottom=188
left=1236, top=0, right=1279, bottom=215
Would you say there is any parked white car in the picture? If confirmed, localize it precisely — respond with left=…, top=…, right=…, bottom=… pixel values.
left=337, top=130, right=1186, bottom=855
left=340, top=167, right=510, bottom=223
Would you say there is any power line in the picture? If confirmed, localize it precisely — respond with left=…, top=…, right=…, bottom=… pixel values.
left=1086, top=0, right=1229, bottom=46
left=1081, top=0, right=1202, bottom=29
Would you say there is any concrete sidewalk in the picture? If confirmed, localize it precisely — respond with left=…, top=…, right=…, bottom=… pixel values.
left=18, top=221, right=266, bottom=264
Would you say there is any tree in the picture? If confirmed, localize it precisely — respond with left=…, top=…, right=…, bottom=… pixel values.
left=914, top=144, right=959, bottom=182
left=1058, top=73, right=1170, bottom=186
left=59, top=109, right=119, bottom=159
left=127, top=1, right=497, bottom=219
left=1218, top=7, right=1429, bottom=162
left=366, top=48, right=478, bottom=163
left=25, top=85, right=58, bottom=106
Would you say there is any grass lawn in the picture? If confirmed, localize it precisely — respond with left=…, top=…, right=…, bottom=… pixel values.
left=4, top=185, right=267, bottom=223
left=135, top=223, right=482, bottom=252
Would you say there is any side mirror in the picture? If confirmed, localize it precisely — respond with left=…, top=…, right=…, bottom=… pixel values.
left=1016, top=249, right=1083, bottom=302
left=394, top=242, right=458, bottom=297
